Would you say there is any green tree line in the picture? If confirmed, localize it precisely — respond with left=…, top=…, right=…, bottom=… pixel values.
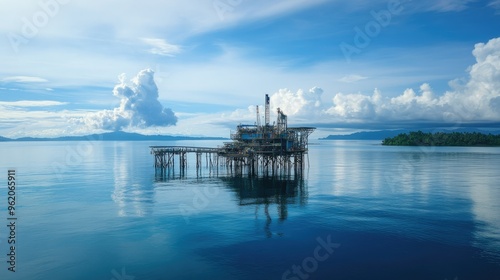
left=382, top=131, right=500, bottom=146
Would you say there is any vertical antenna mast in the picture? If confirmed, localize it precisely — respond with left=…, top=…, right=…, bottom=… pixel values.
left=265, top=94, right=270, bottom=125
left=256, top=105, right=261, bottom=127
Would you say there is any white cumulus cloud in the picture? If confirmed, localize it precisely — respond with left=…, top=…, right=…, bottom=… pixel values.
left=325, top=37, right=500, bottom=125
left=326, top=89, right=381, bottom=119
left=82, top=69, right=177, bottom=131
left=269, top=87, right=323, bottom=118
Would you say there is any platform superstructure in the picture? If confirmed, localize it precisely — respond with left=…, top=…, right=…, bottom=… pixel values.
left=151, top=94, right=315, bottom=177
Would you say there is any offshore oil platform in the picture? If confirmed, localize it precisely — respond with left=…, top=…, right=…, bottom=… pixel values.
left=150, top=94, right=315, bottom=177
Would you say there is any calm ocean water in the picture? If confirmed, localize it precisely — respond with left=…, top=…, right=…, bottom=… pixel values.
left=0, top=140, right=499, bottom=279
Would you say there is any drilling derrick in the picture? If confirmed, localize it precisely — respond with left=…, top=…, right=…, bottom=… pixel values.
left=217, top=94, right=315, bottom=176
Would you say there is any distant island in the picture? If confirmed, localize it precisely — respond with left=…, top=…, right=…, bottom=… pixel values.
left=0, top=131, right=228, bottom=142
left=382, top=131, right=500, bottom=146
left=320, top=128, right=500, bottom=141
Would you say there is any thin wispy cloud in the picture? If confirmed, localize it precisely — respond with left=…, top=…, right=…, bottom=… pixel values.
left=427, top=0, right=475, bottom=12
left=489, top=0, right=500, bottom=11
left=141, top=38, right=182, bottom=56
left=0, top=100, right=67, bottom=107
left=2, top=76, right=48, bottom=83
left=339, top=75, right=368, bottom=83
left=244, top=0, right=331, bottom=21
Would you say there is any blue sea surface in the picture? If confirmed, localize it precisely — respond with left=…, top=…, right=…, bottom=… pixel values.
left=0, top=140, right=499, bottom=279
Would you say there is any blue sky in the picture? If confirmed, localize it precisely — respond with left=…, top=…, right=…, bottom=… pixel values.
left=1, top=0, right=499, bottom=138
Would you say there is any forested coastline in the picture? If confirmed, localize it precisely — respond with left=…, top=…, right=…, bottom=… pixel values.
left=382, top=131, right=500, bottom=146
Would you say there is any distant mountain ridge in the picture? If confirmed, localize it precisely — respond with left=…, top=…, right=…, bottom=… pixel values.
left=320, top=128, right=500, bottom=140
left=0, top=131, right=227, bottom=142
left=3, top=129, right=499, bottom=142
